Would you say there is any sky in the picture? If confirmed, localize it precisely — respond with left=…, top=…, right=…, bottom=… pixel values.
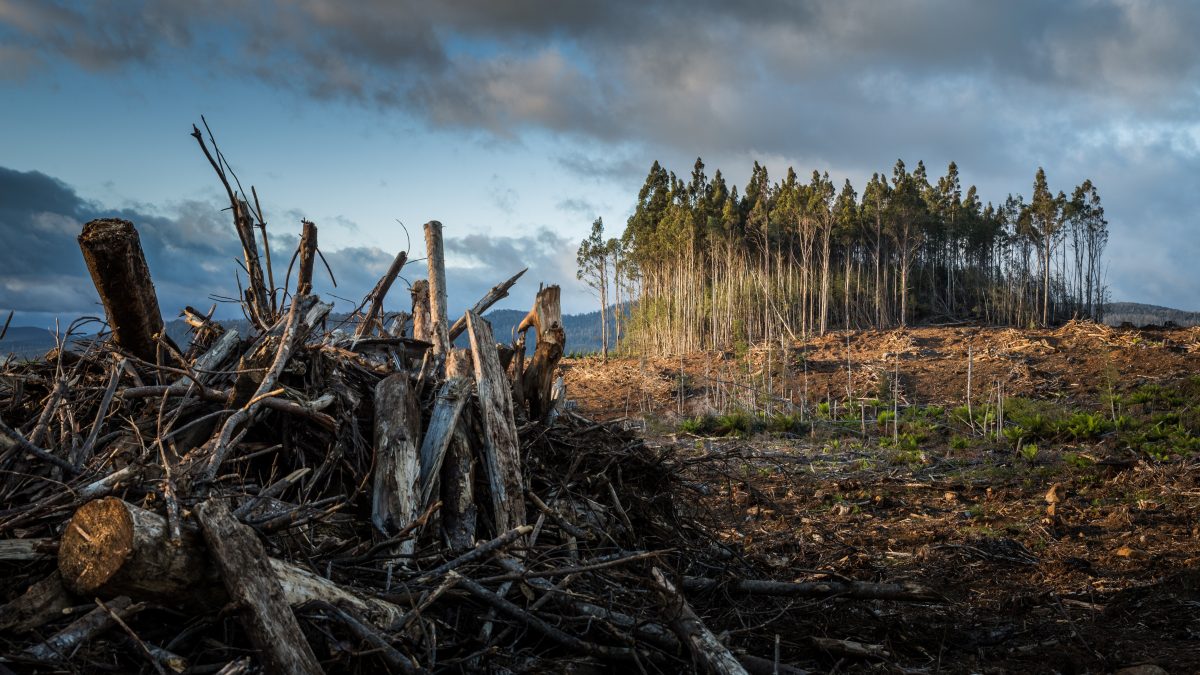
left=2, top=0, right=1199, bottom=329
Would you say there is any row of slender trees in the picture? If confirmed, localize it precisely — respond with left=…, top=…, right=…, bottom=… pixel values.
left=577, top=158, right=1109, bottom=356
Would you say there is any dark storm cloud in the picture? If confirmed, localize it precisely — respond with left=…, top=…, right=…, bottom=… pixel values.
left=4, top=0, right=1199, bottom=307
left=5, top=1, right=1197, bottom=146
left=0, top=165, right=245, bottom=323
left=0, top=166, right=582, bottom=325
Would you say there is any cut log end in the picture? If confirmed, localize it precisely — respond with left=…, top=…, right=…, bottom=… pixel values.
left=58, top=498, right=206, bottom=602
left=58, top=497, right=136, bottom=596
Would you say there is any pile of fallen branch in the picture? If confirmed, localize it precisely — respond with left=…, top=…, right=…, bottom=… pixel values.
left=1, top=126, right=939, bottom=674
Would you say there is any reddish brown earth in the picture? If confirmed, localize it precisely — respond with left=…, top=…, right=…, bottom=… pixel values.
left=560, top=322, right=1200, bottom=673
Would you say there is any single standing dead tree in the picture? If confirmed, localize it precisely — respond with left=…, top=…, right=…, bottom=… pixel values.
left=466, top=312, right=527, bottom=534
left=77, top=218, right=168, bottom=364
left=424, top=220, right=451, bottom=357
left=411, top=280, right=432, bottom=343
left=518, top=285, right=565, bottom=421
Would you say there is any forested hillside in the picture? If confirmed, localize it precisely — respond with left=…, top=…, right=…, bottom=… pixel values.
left=1103, top=302, right=1200, bottom=327
left=577, top=159, right=1110, bottom=355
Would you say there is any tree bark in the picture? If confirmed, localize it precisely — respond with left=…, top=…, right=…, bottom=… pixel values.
left=195, top=499, right=323, bottom=675
left=650, top=567, right=749, bottom=675
left=355, top=250, right=407, bottom=339
left=424, top=221, right=451, bottom=356
left=296, top=220, right=317, bottom=295
left=417, top=376, right=470, bottom=508
left=410, top=280, right=432, bottom=343
left=518, top=285, right=565, bottom=422
left=372, top=374, right=422, bottom=550
left=465, top=312, right=527, bottom=534
left=58, top=499, right=407, bottom=627
left=440, top=348, right=477, bottom=551
left=78, top=218, right=168, bottom=363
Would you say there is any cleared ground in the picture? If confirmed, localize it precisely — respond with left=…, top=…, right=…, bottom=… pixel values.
left=562, top=322, right=1200, bottom=673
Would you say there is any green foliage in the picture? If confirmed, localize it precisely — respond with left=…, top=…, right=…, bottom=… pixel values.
left=1019, top=444, right=1040, bottom=462
left=1063, top=411, right=1111, bottom=440
left=877, top=410, right=895, bottom=427
left=764, top=412, right=807, bottom=434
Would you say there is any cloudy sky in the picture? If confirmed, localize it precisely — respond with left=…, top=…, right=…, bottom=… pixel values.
left=2, top=0, right=1198, bottom=328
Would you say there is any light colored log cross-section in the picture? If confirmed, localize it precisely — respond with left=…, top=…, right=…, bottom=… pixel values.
left=465, top=312, right=526, bottom=533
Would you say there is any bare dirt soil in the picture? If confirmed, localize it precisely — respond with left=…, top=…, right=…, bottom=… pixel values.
left=560, top=322, right=1200, bottom=673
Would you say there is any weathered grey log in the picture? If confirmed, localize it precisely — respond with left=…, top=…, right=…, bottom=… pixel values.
left=58, top=499, right=406, bottom=627
left=518, top=285, right=565, bottom=421
left=681, top=576, right=939, bottom=602
left=651, top=567, right=749, bottom=675
left=447, top=267, right=528, bottom=341
left=465, top=312, right=527, bottom=533
left=372, top=373, right=421, bottom=551
left=195, top=498, right=323, bottom=675
left=77, top=218, right=167, bottom=363
left=296, top=219, right=317, bottom=295
left=24, top=596, right=139, bottom=662
left=0, top=537, right=54, bottom=562
left=440, top=348, right=477, bottom=551
left=424, top=221, right=451, bottom=356
left=417, top=376, right=470, bottom=508
left=355, top=250, right=407, bottom=339
left=410, top=280, right=432, bottom=343
left=0, top=572, right=73, bottom=633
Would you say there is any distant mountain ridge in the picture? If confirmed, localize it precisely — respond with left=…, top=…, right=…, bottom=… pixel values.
left=1, top=306, right=623, bottom=361
left=7, top=301, right=1191, bottom=361
left=1102, top=302, right=1200, bottom=327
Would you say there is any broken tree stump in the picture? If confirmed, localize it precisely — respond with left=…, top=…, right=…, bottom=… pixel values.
left=411, top=279, right=432, bottom=343
left=195, top=498, right=323, bottom=675
left=296, top=219, right=317, bottom=295
left=466, top=312, right=527, bottom=534
left=372, top=373, right=421, bottom=549
left=424, top=220, right=451, bottom=357
left=518, top=284, right=565, bottom=421
left=440, top=348, right=477, bottom=551
left=78, top=218, right=167, bottom=363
